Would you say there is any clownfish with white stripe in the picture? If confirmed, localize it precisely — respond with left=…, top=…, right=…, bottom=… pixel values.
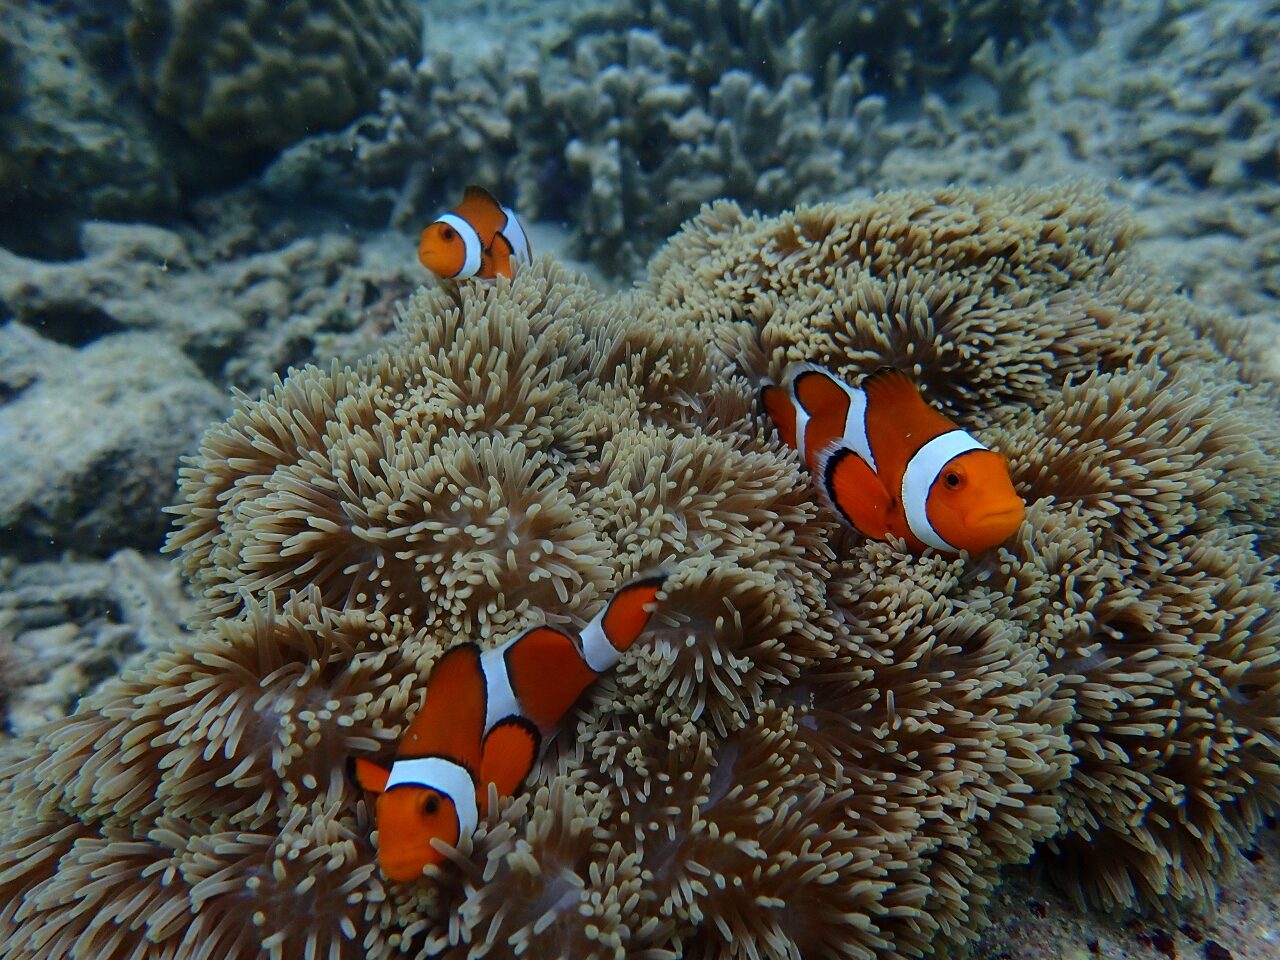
left=350, top=575, right=666, bottom=882
left=762, top=363, right=1025, bottom=555
left=417, top=185, right=532, bottom=281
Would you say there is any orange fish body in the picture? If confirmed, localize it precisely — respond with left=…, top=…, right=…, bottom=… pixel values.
left=352, top=575, right=665, bottom=881
left=417, top=185, right=531, bottom=281
left=762, top=364, right=1024, bottom=554
left=350, top=643, right=487, bottom=882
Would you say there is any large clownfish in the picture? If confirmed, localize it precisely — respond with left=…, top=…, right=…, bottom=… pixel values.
left=762, top=363, right=1025, bottom=554
left=350, top=575, right=665, bottom=882
left=417, top=185, right=531, bottom=281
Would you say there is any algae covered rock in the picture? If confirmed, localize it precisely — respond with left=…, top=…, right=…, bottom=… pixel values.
left=0, top=324, right=224, bottom=556
left=0, top=186, right=1277, bottom=960
left=0, top=1, right=180, bottom=256
left=126, top=0, right=423, bottom=153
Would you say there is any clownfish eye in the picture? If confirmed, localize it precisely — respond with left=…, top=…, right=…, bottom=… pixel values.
left=423, top=795, right=440, bottom=816
left=944, top=471, right=962, bottom=489
left=440, top=226, right=455, bottom=240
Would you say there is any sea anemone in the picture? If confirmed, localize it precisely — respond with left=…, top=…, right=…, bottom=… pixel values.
left=2, top=186, right=1277, bottom=959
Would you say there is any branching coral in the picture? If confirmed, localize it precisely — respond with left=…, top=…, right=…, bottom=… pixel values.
left=570, top=0, right=1093, bottom=94
left=266, top=0, right=1094, bottom=277
left=2, top=186, right=1278, bottom=959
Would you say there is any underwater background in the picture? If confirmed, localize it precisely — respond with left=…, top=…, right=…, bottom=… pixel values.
left=1, top=0, right=1279, bottom=958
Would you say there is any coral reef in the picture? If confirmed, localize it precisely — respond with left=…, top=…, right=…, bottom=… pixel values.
left=0, top=218, right=419, bottom=388
left=262, top=0, right=1280, bottom=311
left=569, top=0, right=1091, bottom=94
left=1057, top=0, right=1280, bottom=316
left=859, top=0, right=1280, bottom=319
left=2, top=186, right=1277, bottom=959
left=0, top=549, right=192, bottom=735
left=126, top=0, right=422, bottom=153
left=264, top=0, right=1089, bottom=277
left=0, top=322, right=224, bottom=556
left=0, top=1, right=180, bottom=257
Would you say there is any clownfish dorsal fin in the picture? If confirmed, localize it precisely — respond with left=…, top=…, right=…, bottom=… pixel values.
left=399, top=643, right=486, bottom=773
left=463, top=184, right=501, bottom=207
left=348, top=756, right=390, bottom=795
left=500, top=626, right=599, bottom=733
left=860, top=367, right=961, bottom=503
left=601, top=574, right=667, bottom=654
left=479, top=715, right=542, bottom=802
left=787, top=364, right=855, bottom=468
left=860, top=367, right=956, bottom=430
left=456, top=185, right=507, bottom=247
left=789, top=363, right=849, bottom=415
left=859, top=367, right=924, bottom=407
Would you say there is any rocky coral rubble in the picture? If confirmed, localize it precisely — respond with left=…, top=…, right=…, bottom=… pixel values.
left=0, top=550, right=192, bottom=736
left=0, top=321, right=223, bottom=556
left=858, top=0, right=1280, bottom=320
left=0, top=218, right=419, bottom=389
left=0, top=0, right=422, bottom=257
left=1, top=185, right=1276, bottom=960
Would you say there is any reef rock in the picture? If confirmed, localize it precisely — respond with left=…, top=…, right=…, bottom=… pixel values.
left=0, top=549, right=191, bottom=735
left=126, top=0, right=423, bottom=153
left=0, top=1, right=179, bottom=256
left=0, top=219, right=419, bottom=388
left=0, top=324, right=223, bottom=556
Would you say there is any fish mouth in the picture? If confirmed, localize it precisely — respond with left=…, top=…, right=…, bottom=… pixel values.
left=380, top=853, right=432, bottom=883
left=965, top=502, right=1026, bottom=539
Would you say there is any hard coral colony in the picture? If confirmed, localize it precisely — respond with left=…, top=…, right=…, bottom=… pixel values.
left=0, top=186, right=1278, bottom=960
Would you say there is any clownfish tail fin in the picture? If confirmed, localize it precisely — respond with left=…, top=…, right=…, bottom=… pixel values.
left=599, top=572, right=668, bottom=654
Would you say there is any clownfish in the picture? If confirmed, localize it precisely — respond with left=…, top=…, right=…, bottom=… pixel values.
left=417, top=185, right=531, bottom=281
left=350, top=575, right=666, bottom=882
left=761, top=363, right=1025, bottom=554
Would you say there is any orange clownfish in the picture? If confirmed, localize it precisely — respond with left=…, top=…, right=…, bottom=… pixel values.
left=761, top=363, right=1025, bottom=554
left=351, top=575, right=666, bottom=882
left=417, top=185, right=531, bottom=281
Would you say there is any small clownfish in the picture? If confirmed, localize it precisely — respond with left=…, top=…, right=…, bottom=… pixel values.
left=350, top=575, right=666, bottom=882
left=761, top=363, right=1025, bottom=555
left=417, top=185, right=531, bottom=281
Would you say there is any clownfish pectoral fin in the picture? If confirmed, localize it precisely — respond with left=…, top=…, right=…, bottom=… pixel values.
left=761, top=382, right=799, bottom=450
left=479, top=716, right=542, bottom=801
left=456, top=185, right=508, bottom=247
left=489, top=231, right=515, bottom=279
left=601, top=574, right=667, bottom=654
left=817, top=444, right=893, bottom=540
left=349, top=756, right=391, bottom=795
left=400, top=643, right=487, bottom=772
